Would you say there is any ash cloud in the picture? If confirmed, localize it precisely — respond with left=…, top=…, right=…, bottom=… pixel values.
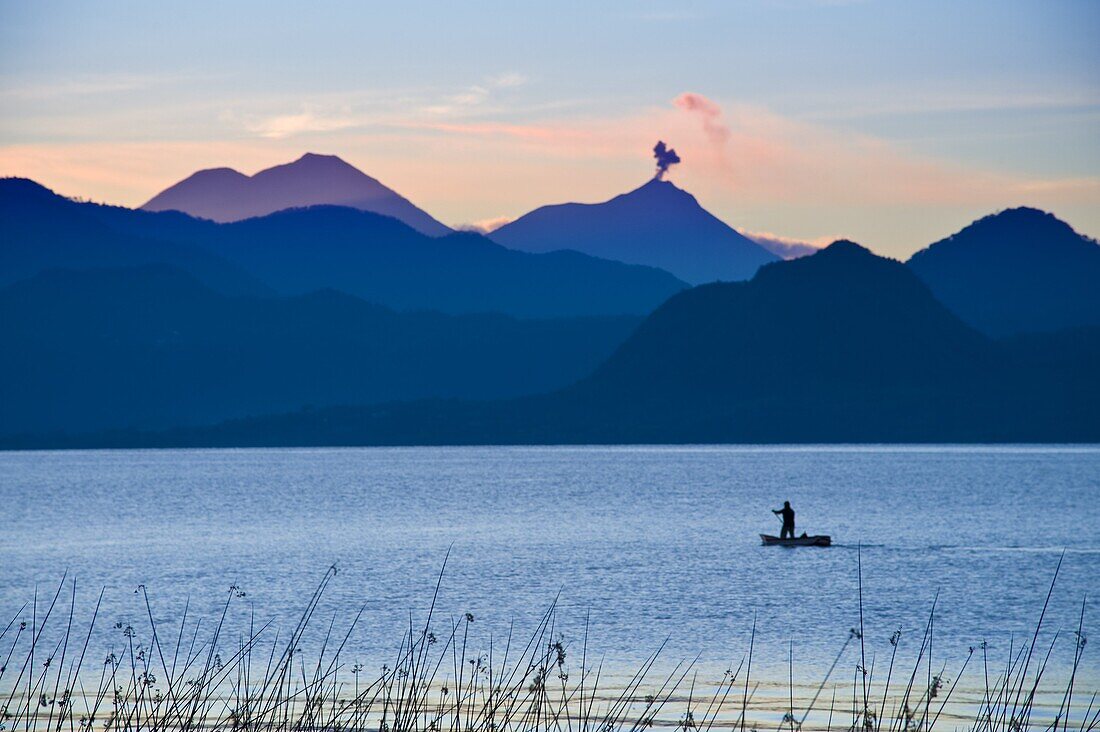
left=653, top=140, right=681, bottom=180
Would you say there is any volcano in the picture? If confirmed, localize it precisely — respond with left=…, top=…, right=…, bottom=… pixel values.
left=142, top=153, right=451, bottom=236
left=491, top=178, right=778, bottom=284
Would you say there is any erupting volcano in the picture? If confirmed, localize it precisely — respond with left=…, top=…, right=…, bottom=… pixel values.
left=491, top=147, right=778, bottom=284
left=652, top=141, right=681, bottom=180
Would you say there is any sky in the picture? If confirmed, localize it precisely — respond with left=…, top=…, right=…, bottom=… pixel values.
left=1, top=0, right=1098, bottom=258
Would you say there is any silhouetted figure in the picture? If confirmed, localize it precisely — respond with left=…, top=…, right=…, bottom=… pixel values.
left=773, top=501, right=795, bottom=539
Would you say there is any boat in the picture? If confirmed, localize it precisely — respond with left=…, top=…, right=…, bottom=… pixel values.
left=760, top=534, right=831, bottom=547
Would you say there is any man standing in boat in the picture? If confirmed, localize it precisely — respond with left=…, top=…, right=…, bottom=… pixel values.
left=773, top=501, right=795, bottom=539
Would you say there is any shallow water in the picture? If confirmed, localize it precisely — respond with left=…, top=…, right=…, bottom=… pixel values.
left=1, top=445, right=1098, bottom=688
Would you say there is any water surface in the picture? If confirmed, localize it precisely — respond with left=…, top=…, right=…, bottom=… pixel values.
left=2, top=445, right=1097, bottom=685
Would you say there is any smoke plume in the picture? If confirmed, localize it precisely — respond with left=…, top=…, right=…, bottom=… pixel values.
left=673, top=93, right=731, bottom=145
left=653, top=140, right=681, bottom=180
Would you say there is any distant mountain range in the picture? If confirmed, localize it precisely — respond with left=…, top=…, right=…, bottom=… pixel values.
left=2, top=178, right=685, bottom=318
left=492, top=179, right=779, bottom=284
left=12, top=241, right=1097, bottom=448
left=2, top=162, right=1098, bottom=447
left=144, top=156, right=781, bottom=285
left=907, top=207, right=1100, bottom=337
left=143, top=152, right=452, bottom=236
left=167, top=207, right=686, bottom=318
left=0, top=177, right=268, bottom=296
left=0, top=265, right=640, bottom=436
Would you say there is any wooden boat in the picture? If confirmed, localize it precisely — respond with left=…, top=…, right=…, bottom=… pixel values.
left=760, top=534, right=831, bottom=547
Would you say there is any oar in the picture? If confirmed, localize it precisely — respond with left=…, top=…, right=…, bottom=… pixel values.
left=770, top=510, right=784, bottom=538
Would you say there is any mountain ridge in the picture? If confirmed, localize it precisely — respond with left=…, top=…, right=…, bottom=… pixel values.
left=2, top=177, right=687, bottom=318
left=0, top=264, right=643, bottom=436
left=20, top=240, right=1097, bottom=448
left=174, top=204, right=689, bottom=317
left=142, top=152, right=453, bottom=236
left=0, top=177, right=270, bottom=297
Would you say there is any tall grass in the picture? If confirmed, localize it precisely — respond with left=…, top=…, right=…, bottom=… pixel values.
left=0, top=558, right=1093, bottom=732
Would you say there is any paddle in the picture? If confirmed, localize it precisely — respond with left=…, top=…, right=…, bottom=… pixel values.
left=771, top=508, right=785, bottom=537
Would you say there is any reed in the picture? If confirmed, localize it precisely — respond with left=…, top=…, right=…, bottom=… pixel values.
left=0, top=558, right=1093, bottom=732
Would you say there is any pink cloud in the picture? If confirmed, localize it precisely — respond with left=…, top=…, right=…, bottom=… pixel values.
left=0, top=141, right=299, bottom=206
left=2, top=94, right=1098, bottom=256
left=673, top=92, right=731, bottom=145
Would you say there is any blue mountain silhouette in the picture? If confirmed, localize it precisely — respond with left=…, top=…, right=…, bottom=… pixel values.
left=142, top=152, right=452, bottom=236
left=31, top=240, right=1096, bottom=447
left=0, top=178, right=268, bottom=296
left=0, top=265, right=640, bottom=436
left=2, top=178, right=686, bottom=318
left=491, top=178, right=778, bottom=284
left=3, top=174, right=1098, bottom=447
left=908, top=207, right=1100, bottom=336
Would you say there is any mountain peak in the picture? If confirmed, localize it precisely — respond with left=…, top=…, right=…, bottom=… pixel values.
left=635, top=177, right=680, bottom=192
left=999, top=205, right=1052, bottom=218
left=287, top=152, right=358, bottom=171
left=907, top=207, right=1100, bottom=336
left=623, top=177, right=697, bottom=204
left=915, top=207, right=1089, bottom=260
left=819, top=239, right=877, bottom=259
left=0, top=177, right=58, bottom=201
left=187, top=167, right=249, bottom=181
left=298, top=151, right=339, bottom=161
left=581, top=227, right=988, bottom=437
left=256, top=152, right=376, bottom=185
left=752, top=237, right=906, bottom=290
left=492, top=180, right=778, bottom=284
left=955, top=206, right=1080, bottom=243
left=142, top=154, right=451, bottom=236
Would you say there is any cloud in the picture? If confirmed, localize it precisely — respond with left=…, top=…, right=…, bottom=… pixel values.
left=655, top=95, right=1100, bottom=209
left=454, top=216, right=513, bottom=234
left=0, top=141, right=299, bottom=205
left=426, top=72, right=528, bottom=116
left=488, top=72, right=527, bottom=89
left=446, top=86, right=492, bottom=107
left=402, top=120, right=605, bottom=147
left=3, top=90, right=1098, bottom=256
left=673, top=92, right=731, bottom=144
left=405, top=90, right=1096, bottom=208
left=0, top=74, right=174, bottom=100
left=787, top=87, right=1100, bottom=122
left=376, top=93, right=1099, bottom=252
left=223, top=72, right=529, bottom=136
left=742, top=230, right=833, bottom=260
left=243, top=109, right=357, bottom=139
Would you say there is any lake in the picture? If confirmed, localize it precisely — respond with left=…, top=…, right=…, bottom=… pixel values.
left=2, top=445, right=1097, bottom=694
